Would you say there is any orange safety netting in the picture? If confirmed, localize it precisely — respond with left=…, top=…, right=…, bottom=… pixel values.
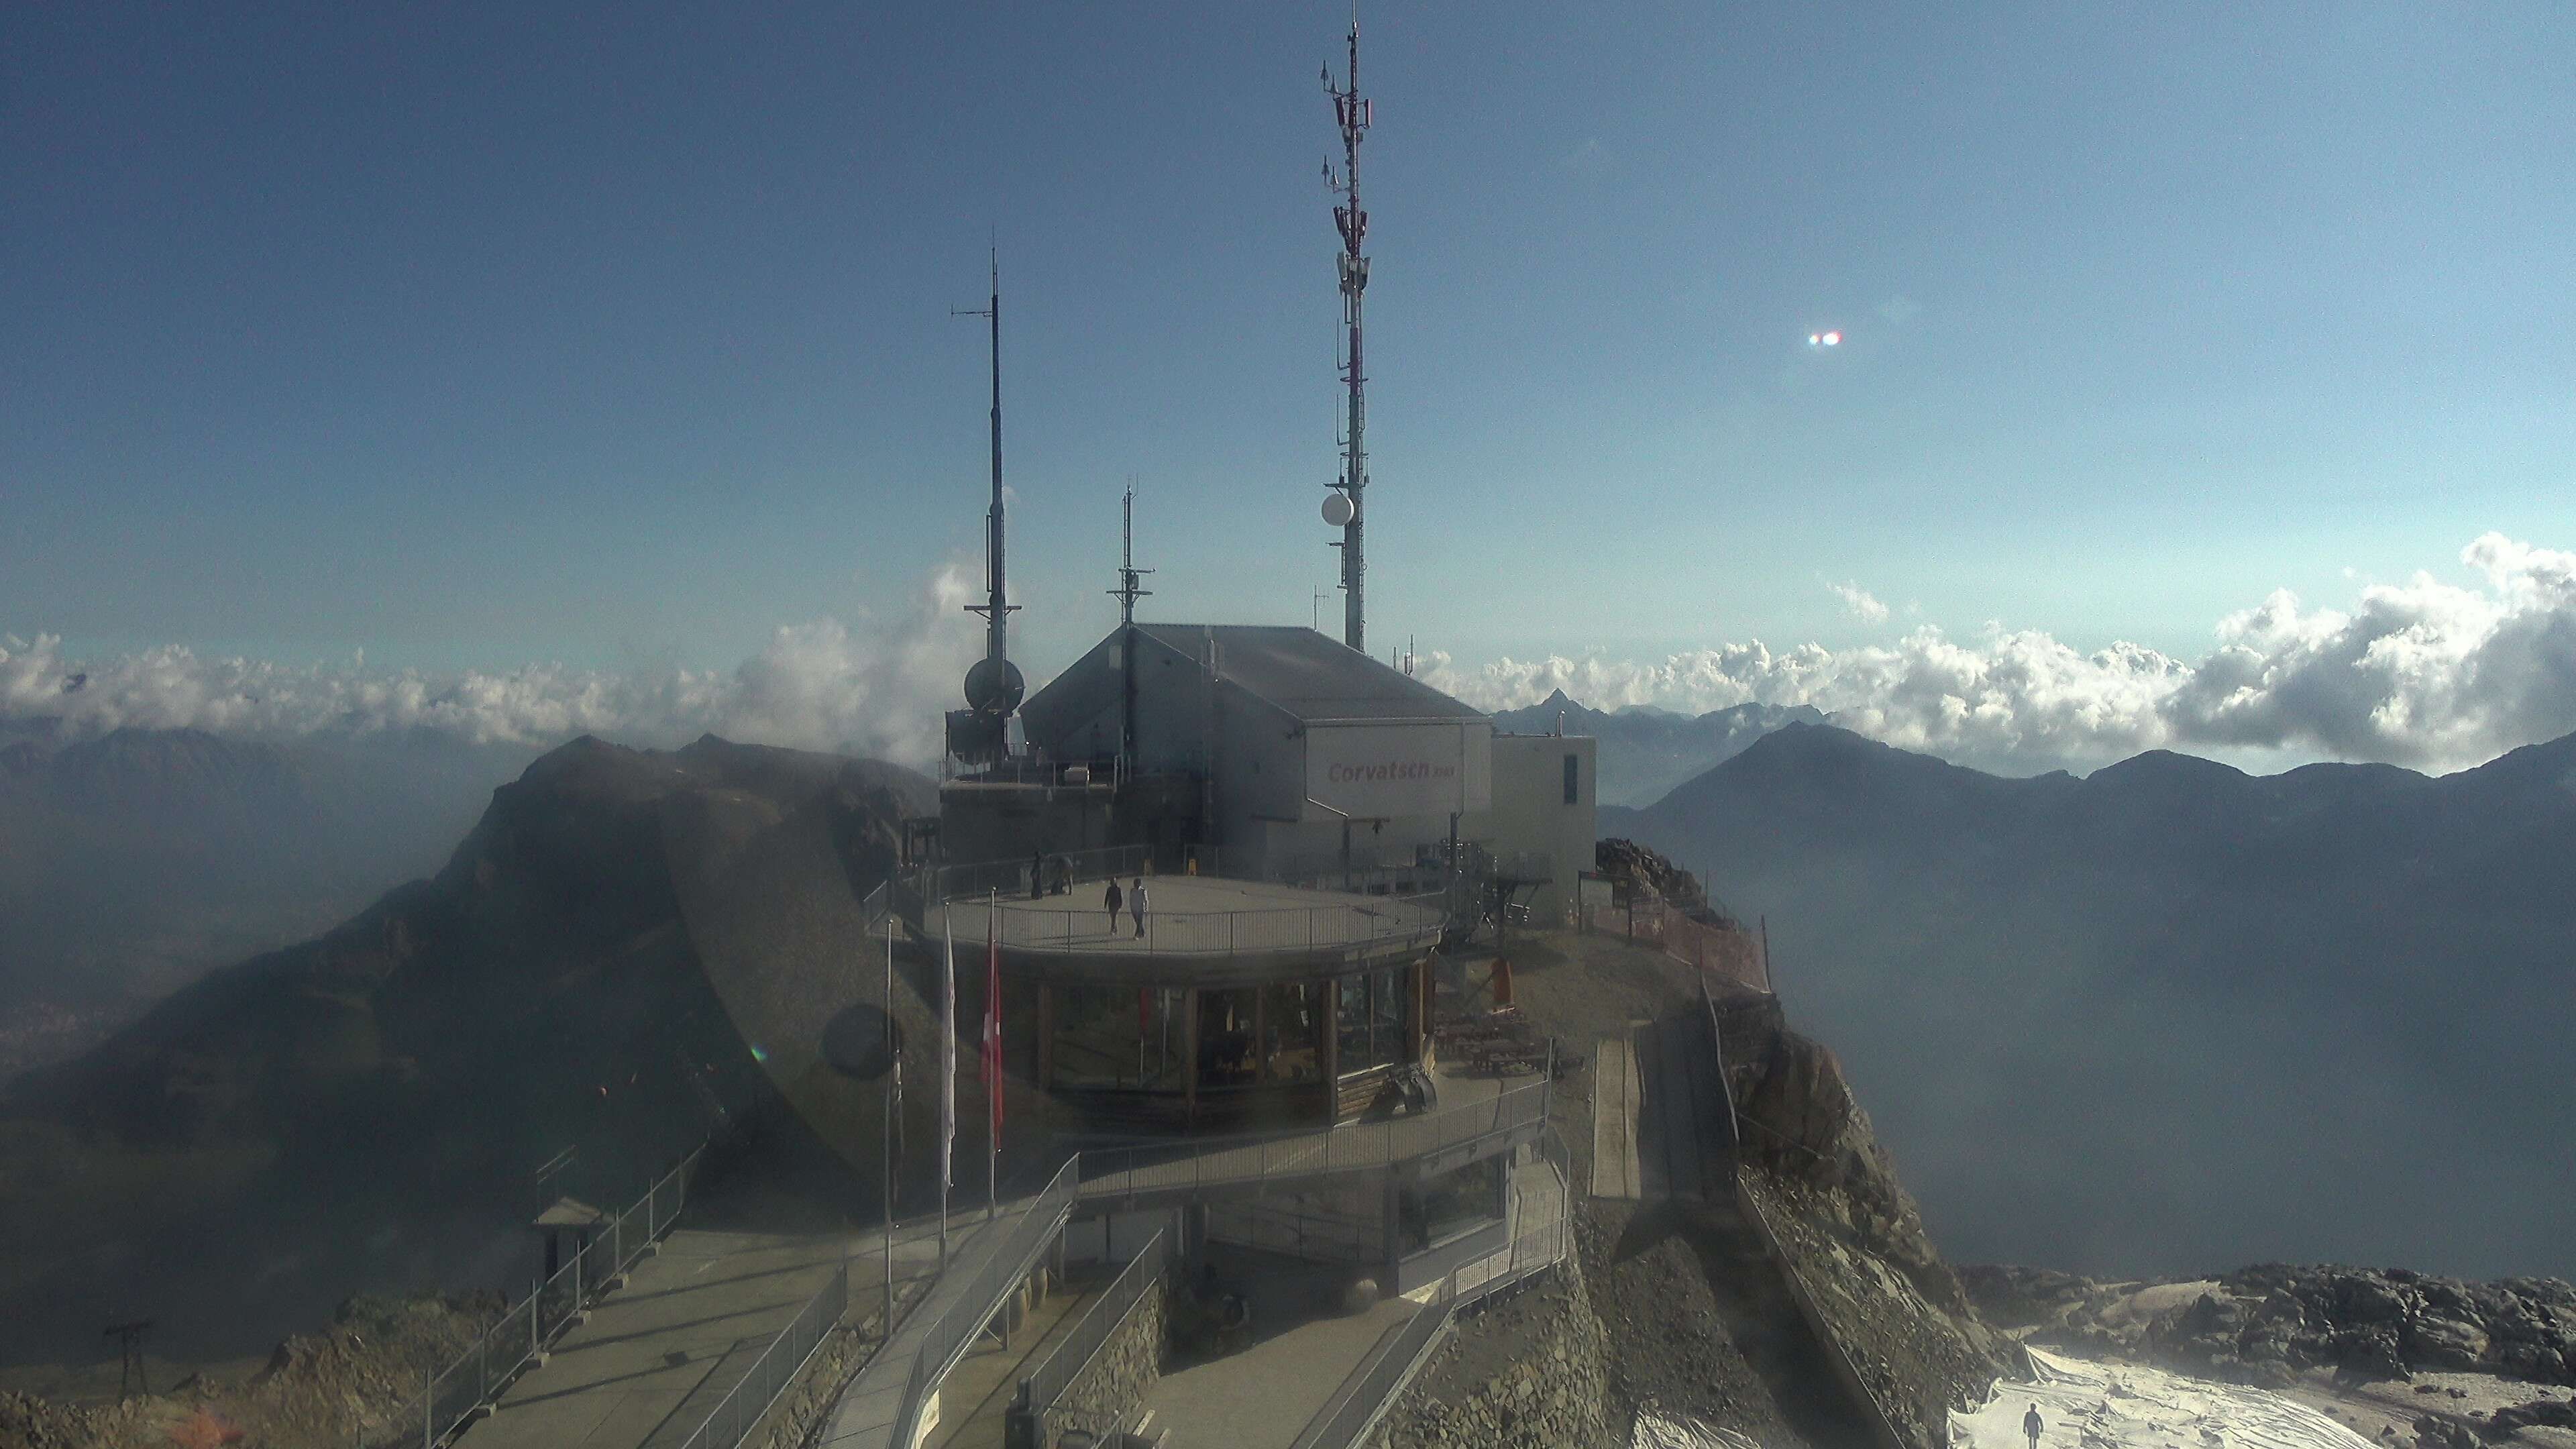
left=1582, top=894, right=1772, bottom=995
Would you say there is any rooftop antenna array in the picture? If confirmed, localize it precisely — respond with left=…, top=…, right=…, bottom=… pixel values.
left=947, top=250, right=1024, bottom=765
left=1322, top=18, right=1373, bottom=654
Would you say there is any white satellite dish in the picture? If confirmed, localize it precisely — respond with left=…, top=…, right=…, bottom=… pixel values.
left=1322, top=491, right=1355, bottom=526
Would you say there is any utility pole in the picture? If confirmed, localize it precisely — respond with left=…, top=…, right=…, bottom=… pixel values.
left=1324, top=20, right=1373, bottom=653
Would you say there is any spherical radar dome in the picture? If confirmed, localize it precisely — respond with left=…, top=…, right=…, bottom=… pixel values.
left=1322, top=491, right=1356, bottom=527
left=963, top=655, right=1026, bottom=717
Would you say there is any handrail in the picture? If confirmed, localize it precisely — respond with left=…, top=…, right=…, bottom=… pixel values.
left=1074, top=1078, right=1551, bottom=1201
left=1289, top=1278, right=1457, bottom=1449
left=1290, top=1129, right=1574, bottom=1449
left=670, top=1262, right=851, bottom=1449
left=961, top=890, right=1448, bottom=958
left=1701, top=975, right=1907, bottom=1449
left=367, top=1145, right=706, bottom=1449
left=886, top=1157, right=1083, bottom=1449
left=1012, top=1228, right=1169, bottom=1432
left=931, top=843, right=1159, bottom=908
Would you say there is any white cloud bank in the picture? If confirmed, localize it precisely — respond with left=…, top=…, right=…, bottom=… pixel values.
left=1826, top=579, right=1891, bottom=624
left=10, top=538, right=2576, bottom=776
left=2, top=566, right=983, bottom=765
left=1419, top=533, right=2576, bottom=775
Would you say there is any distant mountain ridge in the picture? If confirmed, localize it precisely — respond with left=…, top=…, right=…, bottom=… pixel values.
left=1489, top=690, right=1825, bottom=806
left=0, top=727, right=543, bottom=1079
left=0, top=733, right=932, bottom=1362
left=1615, top=721, right=2576, bottom=1281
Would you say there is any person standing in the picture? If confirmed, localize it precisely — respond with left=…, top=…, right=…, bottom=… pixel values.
left=2024, top=1404, right=2044, bottom=1449
left=1103, top=877, right=1124, bottom=933
left=1029, top=849, right=1044, bottom=901
left=1129, top=877, right=1148, bottom=938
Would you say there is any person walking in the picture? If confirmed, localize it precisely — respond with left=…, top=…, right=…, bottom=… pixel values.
left=2023, top=1404, right=2044, bottom=1449
left=1129, top=877, right=1148, bottom=939
left=1103, top=877, right=1124, bottom=933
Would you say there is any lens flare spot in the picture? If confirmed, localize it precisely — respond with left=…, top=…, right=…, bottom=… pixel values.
left=1822, top=330, right=1841, bottom=346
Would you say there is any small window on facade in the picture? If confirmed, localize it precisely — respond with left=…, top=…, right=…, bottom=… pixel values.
left=1563, top=752, right=1579, bottom=805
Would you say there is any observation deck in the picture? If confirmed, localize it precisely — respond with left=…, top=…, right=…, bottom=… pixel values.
left=924, top=875, right=1444, bottom=985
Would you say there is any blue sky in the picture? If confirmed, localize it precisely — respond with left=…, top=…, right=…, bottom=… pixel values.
left=7, top=3, right=2575, bottom=767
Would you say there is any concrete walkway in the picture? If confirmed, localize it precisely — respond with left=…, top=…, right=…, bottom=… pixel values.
left=458, top=1221, right=945, bottom=1449
left=922, top=1283, right=1096, bottom=1449
left=1589, top=1031, right=1644, bottom=1199
left=1145, top=1289, right=1423, bottom=1449
left=1635, top=1008, right=1728, bottom=1200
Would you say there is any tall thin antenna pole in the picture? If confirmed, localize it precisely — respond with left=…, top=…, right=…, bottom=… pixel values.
left=1324, top=20, right=1373, bottom=653
left=1108, top=482, right=1153, bottom=759
left=1110, top=482, right=1154, bottom=631
left=957, top=252, right=1015, bottom=665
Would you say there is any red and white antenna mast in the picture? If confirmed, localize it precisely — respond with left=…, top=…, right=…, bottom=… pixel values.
left=1322, top=20, right=1373, bottom=654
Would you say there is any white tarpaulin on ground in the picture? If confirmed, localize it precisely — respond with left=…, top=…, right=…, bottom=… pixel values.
left=1631, top=1405, right=1761, bottom=1449
left=1955, top=1348, right=2378, bottom=1449
left=1302, top=720, right=1490, bottom=820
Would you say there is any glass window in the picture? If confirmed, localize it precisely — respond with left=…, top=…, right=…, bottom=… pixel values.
left=1336, top=969, right=1405, bottom=1075
left=1336, top=975, right=1375, bottom=1075
left=1051, top=983, right=1185, bottom=1091
left=1564, top=752, right=1579, bottom=805
left=1262, top=981, right=1323, bottom=1083
left=1400, top=1156, right=1505, bottom=1253
left=1373, top=967, right=1405, bottom=1063
left=1197, top=986, right=1258, bottom=1090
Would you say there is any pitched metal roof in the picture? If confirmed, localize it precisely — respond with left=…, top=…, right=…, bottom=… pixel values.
left=1131, top=623, right=1485, bottom=722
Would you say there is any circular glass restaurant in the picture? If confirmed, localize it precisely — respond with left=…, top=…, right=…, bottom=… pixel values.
left=932, top=873, right=1445, bottom=1134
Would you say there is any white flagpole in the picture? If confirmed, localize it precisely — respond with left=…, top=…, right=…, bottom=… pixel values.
left=940, top=906, right=956, bottom=1270
left=882, top=922, right=896, bottom=1326
left=987, top=890, right=1000, bottom=1221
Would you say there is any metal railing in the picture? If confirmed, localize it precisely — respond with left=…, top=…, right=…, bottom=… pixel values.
left=1454, top=1129, right=1572, bottom=1307
left=1289, top=1130, right=1574, bottom=1449
left=965, top=891, right=1446, bottom=958
left=669, top=1261, right=851, bottom=1449
left=887, top=1157, right=1083, bottom=1449
left=933, top=843, right=1158, bottom=906
left=1288, top=1275, right=1457, bottom=1449
left=366, top=1148, right=703, bottom=1449
left=1699, top=975, right=1907, bottom=1449
left=938, top=753, right=1126, bottom=790
left=1012, top=1227, right=1169, bottom=1437
left=1075, top=1078, right=1550, bottom=1202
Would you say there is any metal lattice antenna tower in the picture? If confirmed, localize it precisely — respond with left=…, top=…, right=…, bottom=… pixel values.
left=955, top=251, right=1016, bottom=665
left=1324, top=20, right=1372, bottom=653
left=1109, top=480, right=1153, bottom=628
